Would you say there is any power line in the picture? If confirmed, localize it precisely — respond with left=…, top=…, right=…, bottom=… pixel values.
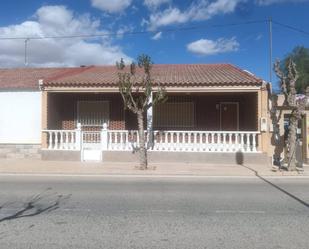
left=272, top=20, right=309, bottom=36
left=0, top=19, right=268, bottom=41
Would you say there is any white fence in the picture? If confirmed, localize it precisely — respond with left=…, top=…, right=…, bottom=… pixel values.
left=107, top=130, right=260, bottom=152
left=43, top=126, right=260, bottom=153
left=42, top=130, right=79, bottom=150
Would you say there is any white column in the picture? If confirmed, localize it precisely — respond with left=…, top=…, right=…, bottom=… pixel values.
left=101, top=123, right=108, bottom=151
left=75, top=123, right=82, bottom=150
left=147, top=92, right=153, bottom=147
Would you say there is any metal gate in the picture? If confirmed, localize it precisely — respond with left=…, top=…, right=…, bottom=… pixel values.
left=81, top=131, right=102, bottom=162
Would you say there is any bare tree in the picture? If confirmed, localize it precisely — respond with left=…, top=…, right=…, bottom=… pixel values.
left=116, top=55, right=167, bottom=169
left=274, top=59, right=309, bottom=171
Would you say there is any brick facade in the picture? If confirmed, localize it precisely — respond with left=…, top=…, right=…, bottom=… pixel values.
left=46, top=92, right=258, bottom=131
left=47, top=93, right=127, bottom=130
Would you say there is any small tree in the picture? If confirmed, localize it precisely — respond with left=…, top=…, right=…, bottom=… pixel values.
left=282, top=46, right=309, bottom=93
left=116, top=54, right=166, bottom=169
left=274, top=59, right=309, bottom=171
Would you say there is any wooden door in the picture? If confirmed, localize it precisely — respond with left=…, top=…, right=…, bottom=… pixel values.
left=220, top=103, right=239, bottom=131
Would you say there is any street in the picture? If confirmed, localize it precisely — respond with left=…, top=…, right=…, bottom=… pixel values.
left=0, top=175, right=308, bottom=249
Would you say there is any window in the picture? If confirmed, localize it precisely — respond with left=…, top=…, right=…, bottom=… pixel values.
left=154, top=102, right=195, bottom=128
left=77, top=101, right=109, bottom=126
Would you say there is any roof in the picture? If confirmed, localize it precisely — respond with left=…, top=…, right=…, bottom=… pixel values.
left=0, top=68, right=80, bottom=90
left=0, top=64, right=263, bottom=90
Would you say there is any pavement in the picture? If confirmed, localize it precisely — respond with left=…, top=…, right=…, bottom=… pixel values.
left=0, top=158, right=308, bottom=177
left=0, top=176, right=308, bottom=249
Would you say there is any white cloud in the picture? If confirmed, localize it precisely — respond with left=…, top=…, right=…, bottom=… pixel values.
left=148, top=8, right=189, bottom=30
left=255, top=34, right=263, bottom=40
left=151, top=31, right=162, bottom=40
left=187, top=37, right=239, bottom=56
left=256, top=0, right=309, bottom=5
left=144, top=0, right=172, bottom=9
left=91, top=0, right=132, bottom=13
left=116, top=25, right=134, bottom=39
left=146, top=0, right=243, bottom=30
left=0, top=5, right=132, bottom=67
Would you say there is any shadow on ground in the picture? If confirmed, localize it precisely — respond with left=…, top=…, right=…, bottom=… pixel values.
left=0, top=188, right=71, bottom=223
left=235, top=150, right=309, bottom=209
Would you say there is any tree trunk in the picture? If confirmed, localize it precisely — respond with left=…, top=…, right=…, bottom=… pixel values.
left=137, top=111, right=147, bottom=169
left=287, top=115, right=297, bottom=171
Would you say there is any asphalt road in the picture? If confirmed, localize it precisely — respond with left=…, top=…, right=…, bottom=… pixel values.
left=0, top=175, right=308, bottom=249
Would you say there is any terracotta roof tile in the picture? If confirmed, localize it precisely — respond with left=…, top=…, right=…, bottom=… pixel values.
left=0, top=64, right=263, bottom=90
left=44, top=64, right=263, bottom=88
left=0, top=67, right=79, bottom=90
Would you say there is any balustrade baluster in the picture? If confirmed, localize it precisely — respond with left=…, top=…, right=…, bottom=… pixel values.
left=169, top=132, right=174, bottom=151
left=197, top=132, right=201, bottom=152
left=71, top=132, right=75, bottom=149
left=175, top=132, right=180, bottom=151
left=125, top=131, right=129, bottom=150
left=47, top=132, right=51, bottom=149
left=63, top=132, right=67, bottom=150
left=163, top=132, right=167, bottom=151
left=222, top=133, right=226, bottom=152
left=108, top=132, right=112, bottom=150
left=252, top=133, right=257, bottom=152
left=216, top=133, right=221, bottom=152
left=192, top=132, right=197, bottom=151
left=209, top=133, right=214, bottom=152
left=186, top=132, right=190, bottom=151
left=244, top=134, right=249, bottom=152
left=240, top=133, right=244, bottom=151
left=228, top=133, right=232, bottom=152
left=200, top=133, right=205, bottom=151
left=234, top=133, right=239, bottom=151
left=119, top=132, right=123, bottom=150
left=59, top=132, right=63, bottom=149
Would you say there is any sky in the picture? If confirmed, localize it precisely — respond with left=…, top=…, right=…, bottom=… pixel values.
left=0, top=0, right=308, bottom=87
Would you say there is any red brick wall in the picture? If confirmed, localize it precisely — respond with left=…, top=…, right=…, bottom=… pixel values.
left=153, top=93, right=258, bottom=131
left=47, top=93, right=126, bottom=130
left=47, top=92, right=257, bottom=131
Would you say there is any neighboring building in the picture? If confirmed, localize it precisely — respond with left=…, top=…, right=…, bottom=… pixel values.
left=0, top=68, right=75, bottom=159
left=0, top=64, right=271, bottom=164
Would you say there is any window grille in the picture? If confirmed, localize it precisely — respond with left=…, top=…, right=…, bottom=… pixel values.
left=77, top=101, right=109, bottom=126
left=154, top=102, right=195, bottom=128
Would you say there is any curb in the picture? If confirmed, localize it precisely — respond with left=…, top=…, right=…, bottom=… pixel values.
left=0, top=173, right=308, bottom=178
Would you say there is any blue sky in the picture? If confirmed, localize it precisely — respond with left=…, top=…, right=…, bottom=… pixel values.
left=0, top=0, right=308, bottom=88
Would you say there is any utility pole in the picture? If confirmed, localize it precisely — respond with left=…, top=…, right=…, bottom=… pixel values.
left=269, top=17, right=273, bottom=84
left=24, top=38, right=29, bottom=67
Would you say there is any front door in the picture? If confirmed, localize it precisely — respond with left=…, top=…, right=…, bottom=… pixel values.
left=220, top=102, right=239, bottom=131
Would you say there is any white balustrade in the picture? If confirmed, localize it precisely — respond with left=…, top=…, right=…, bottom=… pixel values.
left=106, top=130, right=260, bottom=153
left=43, top=129, right=260, bottom=153
left=43, top=130, right=78, bottom=150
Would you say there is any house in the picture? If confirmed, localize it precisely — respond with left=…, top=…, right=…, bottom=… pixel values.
left=0, top=64, right=273, bottom=164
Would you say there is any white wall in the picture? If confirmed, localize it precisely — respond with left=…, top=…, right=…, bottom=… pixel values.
left=0, top=91, right=41, bottom=144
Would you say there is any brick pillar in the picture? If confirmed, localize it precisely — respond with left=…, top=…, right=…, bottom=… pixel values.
left=41, top=91, right=48, bottom=148
left=258, top=85, right=270, bottom=154
left=257, top=89, right=262, bottom=152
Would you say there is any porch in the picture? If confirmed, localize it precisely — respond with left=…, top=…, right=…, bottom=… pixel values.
left=41, top=91, right=262, bottom=161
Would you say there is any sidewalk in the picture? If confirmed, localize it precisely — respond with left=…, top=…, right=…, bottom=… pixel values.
left=0, top=159, right=307, bottom=177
